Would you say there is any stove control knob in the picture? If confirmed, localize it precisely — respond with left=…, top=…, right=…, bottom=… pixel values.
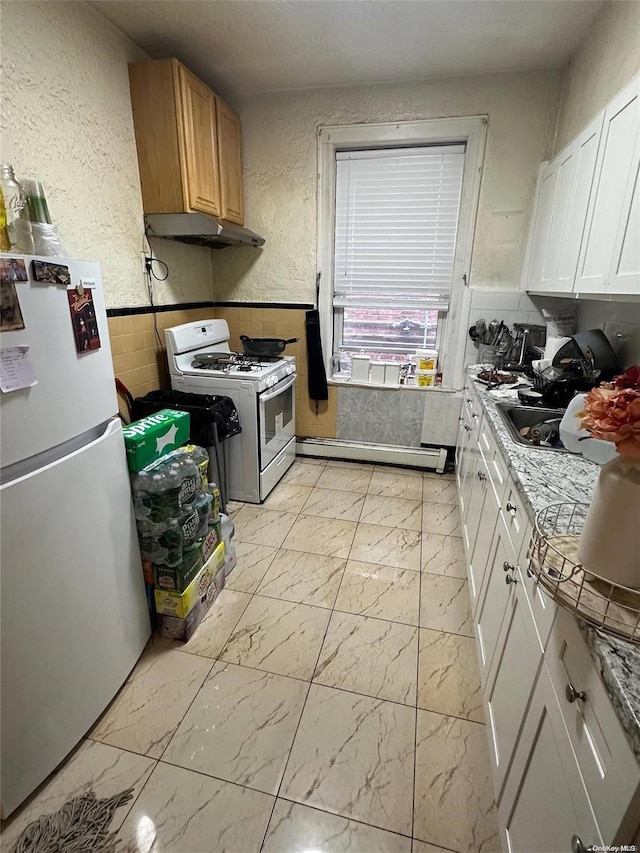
left=267, top=375, right=277, bottom=388
left=286, top=365, right=294, bottom=375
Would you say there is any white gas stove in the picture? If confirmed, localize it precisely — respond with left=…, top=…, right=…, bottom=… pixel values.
left=166, top=320, right=296, bottom=503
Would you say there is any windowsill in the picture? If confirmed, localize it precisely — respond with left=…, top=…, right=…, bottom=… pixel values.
left=328, top=377, right=457, bottom=392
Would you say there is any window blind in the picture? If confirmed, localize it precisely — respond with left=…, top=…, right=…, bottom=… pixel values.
left=333, top=145, right=465, bottom=311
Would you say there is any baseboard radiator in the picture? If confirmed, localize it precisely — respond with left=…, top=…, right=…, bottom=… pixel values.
left=295, top=437, right=447, bottom=473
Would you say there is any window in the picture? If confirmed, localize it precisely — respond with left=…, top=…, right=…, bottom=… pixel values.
left=318, top=118, right=487, bottom=388
left=333, top=145, right=464, bottom=367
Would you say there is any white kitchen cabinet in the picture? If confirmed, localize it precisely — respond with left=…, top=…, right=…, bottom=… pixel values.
left=484, top=562, right=543, bottom=798
left=575, top=74, right=640, bottom=294
left=467, top=455, right=498, bottom=611
left=545, top=611, right=640, bottom=842
left=459, top=379, right=640, bottom=850
left=474, top=510, right=517, bottom=685
left=552, top=115, right=604, bottom=291
left=523, top=161, right=557, bottom=291
left=524, top=115, right=603, bottom=293
left=498, top=666, right=602, bottom=853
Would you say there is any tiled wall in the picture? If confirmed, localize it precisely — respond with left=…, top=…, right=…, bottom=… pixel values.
left=107, top=305, right=338, bottom=438
left=108, top=307, right=217, bottom=413
left=575, top=299, right=640, bottom=369
left=213, top=306, right=337, bottom=439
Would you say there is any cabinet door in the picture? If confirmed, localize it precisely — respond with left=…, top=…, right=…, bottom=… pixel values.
left=546, top=610, right=640, bottom=842
left=177, top=65, right=222, bottom=217
left=474, top=512, right=517, bottom=685
left=575, top=75, right=639, bottom=293
left=484, top=565, right=544, bottom=798
left=467, top=470, right=499, bottom=614
left=553, top=115, right=603, bottom=290
left=457, top=410, right=475, bottom=527
left=499, top=667, right=601, bottom=853
left=217, top=99, right=244, bottom=225
left=462, top=448, right=486, bottom=561
left=608, top=131, right=640, bottom=294
left=524, top=163, right=558, bottom=291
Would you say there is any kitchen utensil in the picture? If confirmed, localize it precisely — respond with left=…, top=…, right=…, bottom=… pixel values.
left=517, top=388, right=544, bottom=406
left=239, top=335, right=298, bottom=358
left=552, top=329, right=620, bottom=380
left=475, top=318, right=487, bottom=344
left=488, top=319, right=500, bottom=344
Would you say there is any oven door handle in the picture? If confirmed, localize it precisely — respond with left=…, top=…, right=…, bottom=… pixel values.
left=260, top=374, right=296, bottom=402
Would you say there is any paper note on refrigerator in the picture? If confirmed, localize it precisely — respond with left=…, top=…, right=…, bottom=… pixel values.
left=0, top=346, right=38, bottom=393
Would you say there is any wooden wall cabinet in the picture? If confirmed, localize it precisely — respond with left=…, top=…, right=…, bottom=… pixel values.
left=128, top=58, right=244, bottom=225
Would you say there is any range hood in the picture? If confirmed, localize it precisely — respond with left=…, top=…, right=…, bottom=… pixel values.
left=144, top=212, right=265, bottom=249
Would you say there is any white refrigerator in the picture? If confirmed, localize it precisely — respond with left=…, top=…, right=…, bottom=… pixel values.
left=0, top=255, right=150, bottom=818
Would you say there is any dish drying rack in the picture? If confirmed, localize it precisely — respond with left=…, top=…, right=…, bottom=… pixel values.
left=529, top=502, right=640, bottom=644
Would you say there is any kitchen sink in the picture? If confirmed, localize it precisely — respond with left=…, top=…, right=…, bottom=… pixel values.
left=495, top=403, right=570, bottom=452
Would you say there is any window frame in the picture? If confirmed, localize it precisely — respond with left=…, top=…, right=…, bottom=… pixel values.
left=317, top=116, right=487, bottom=389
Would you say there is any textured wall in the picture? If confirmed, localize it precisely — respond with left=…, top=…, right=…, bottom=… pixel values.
left=209, top=69, right=563, bottom=302
left=0, top=1, right=212, bottom=308
left=554, top=1, right=640, bottom=154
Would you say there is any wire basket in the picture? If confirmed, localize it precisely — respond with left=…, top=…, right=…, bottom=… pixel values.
left=529, top=502, right=640, bottom=644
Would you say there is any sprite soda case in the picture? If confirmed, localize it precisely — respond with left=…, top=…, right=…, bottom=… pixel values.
left=123, top=409, right=190, bottom=472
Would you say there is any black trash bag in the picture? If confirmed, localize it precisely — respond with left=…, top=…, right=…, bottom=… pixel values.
left=131, top=390, right=242, bottom=445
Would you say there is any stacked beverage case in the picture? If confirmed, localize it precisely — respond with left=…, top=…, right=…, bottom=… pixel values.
left=123, top=409, right=228, bottom=641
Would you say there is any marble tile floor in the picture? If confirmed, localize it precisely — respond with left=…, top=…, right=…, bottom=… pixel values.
left=1, top=459, right=500, bottom=853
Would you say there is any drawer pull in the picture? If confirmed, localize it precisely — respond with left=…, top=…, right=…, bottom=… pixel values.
left=503, top=561, right=515, bottom=573
left=565, top=683, right=587, bottom=704
left=477, top=470, right=486, bottom=481
left=464, top=425, right=472, bottom=432
left=505, top=501, right=517, bottom=515
left=571, top=835, right=587, bottom=853
left=505, top=573, right=517, bottom=585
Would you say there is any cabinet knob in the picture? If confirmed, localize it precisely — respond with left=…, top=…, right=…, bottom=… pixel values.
left=505, top=573, right=517, bottom=585
left=565, top=683, right=587, bottom=704
left=458, top=417, right=464, bottom=423
left=477, top=470, right=486, bottom=481
left=464, top=425, right=472, bottom=432
left=571, top=835, right=587, bottom=853
left=466, top=397, right=472, bottom=403
left=505, top=501, right=517, bottom=515
left=503, top=561, right=515, bottom=572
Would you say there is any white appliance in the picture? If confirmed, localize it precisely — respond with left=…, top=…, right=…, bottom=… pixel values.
left=0, top=255, right=150, bottom=818
left=166, top=319, right=296, bottom=503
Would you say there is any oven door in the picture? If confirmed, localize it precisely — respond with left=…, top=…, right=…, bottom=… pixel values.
left=258, top=374, right=296, bottom=468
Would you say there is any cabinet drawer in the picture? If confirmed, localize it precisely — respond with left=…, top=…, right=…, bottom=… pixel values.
left=463, top=387, right=482, bottom=436
left=478, top=417, right=509, bottom=505
left=501, top=481, right=529, bottom=557
left=520, top=535, right=558, bottom=647
left=546, top=610, right=640, bottom=841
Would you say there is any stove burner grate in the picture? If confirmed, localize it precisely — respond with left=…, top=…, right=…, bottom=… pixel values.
left=191, top=351, right=276, bottom=372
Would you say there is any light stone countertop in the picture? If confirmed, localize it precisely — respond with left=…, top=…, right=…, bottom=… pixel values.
left=472, top=379, right=640, bottom=762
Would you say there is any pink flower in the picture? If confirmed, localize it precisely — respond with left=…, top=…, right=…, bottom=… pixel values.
left=578, top=381, right=640, bottom=459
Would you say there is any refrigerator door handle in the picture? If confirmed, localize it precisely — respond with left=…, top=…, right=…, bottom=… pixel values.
left=1, top=418, right=120, bottom=488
